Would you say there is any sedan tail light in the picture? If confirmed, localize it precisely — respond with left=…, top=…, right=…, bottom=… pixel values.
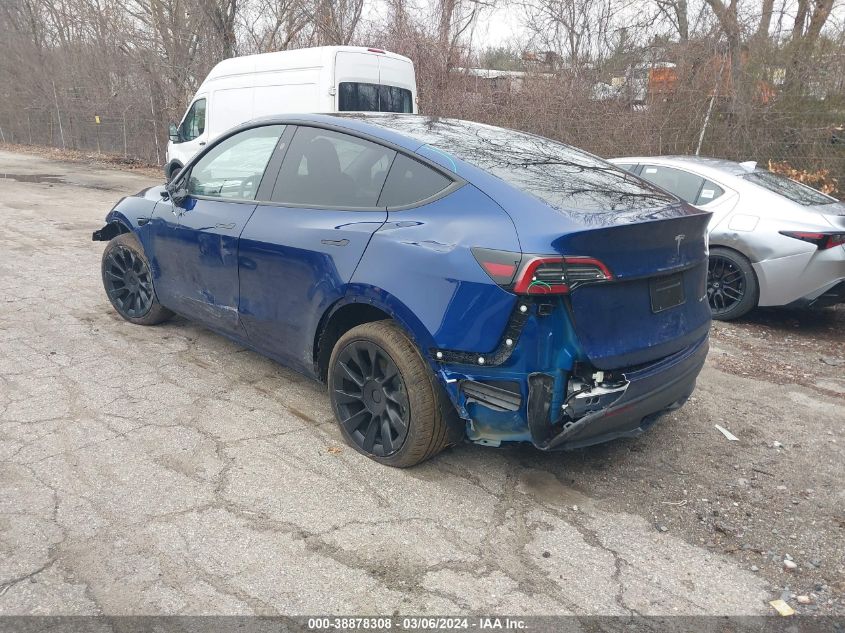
left=472, top=249, right=613, bottom=295
left=779, top=231, right=845, bottom=250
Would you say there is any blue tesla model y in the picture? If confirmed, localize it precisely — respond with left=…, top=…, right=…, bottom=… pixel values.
left=94, top=114, right=711, bottom=466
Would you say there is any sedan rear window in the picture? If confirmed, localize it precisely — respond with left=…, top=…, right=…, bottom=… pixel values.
left=338, top=83, right=413, bottom=113
left=744, top=171, right=834, bottom=206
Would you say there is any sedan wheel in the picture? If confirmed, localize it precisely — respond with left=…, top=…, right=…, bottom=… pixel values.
left=706, top=247, right=758, bottom=321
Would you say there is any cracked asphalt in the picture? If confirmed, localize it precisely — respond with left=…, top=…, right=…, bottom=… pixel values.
left=0, top=148, right=843, bottom=616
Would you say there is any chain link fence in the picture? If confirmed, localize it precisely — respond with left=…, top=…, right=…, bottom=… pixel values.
left=1, top=89, right=844, bottom=198
left=0, top=106, right=165, bottom=167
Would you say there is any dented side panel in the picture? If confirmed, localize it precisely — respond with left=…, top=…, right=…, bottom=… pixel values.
left=352, top=184, right=521, bottom=354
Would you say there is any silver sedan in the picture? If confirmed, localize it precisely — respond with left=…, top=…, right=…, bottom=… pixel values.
left=609, top=155, right=845, bottom=320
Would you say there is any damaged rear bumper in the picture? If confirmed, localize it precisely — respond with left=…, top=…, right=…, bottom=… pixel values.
left=527, top=334, right=709, bottom=451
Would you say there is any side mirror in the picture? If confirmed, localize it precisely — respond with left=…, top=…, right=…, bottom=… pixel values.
left=165, top=176, right=189, bottom=206
left=169, top=186, right=189, bottom=206
left=168, top=122, right=180, bottom=143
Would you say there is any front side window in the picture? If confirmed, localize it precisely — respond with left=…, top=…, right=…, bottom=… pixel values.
left=639, top=165, right=705, bottom=204
left=379, top=154, right=452, bottom=207
left=744, top=170, right=835, bottom=206
left=180, top=98, right=206, bottom=141
left=272, top=126, right=395, bottom=207
left=187, top=125, right=284, bottom=200
left=338, top=83, right=413, bottom=113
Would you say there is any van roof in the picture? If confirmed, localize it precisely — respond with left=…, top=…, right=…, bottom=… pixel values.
left=204, top=46, right=413, bottom=83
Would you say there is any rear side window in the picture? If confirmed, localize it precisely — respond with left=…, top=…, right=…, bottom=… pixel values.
left=272, top=126, right=395, bottom=208
left=744, top=171, right=834, bottom=206
left=379, top=154, right=452, bottom=207
left=695, top=179, right=725, bottom=205
left=339, top=83, right=413, bottom=113
left=640, top=165, right=704, bottom=203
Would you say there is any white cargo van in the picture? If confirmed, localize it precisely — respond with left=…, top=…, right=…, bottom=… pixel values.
left=165, top=46, right=417, bottom=179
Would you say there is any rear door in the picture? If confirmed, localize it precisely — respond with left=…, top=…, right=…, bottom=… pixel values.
left=378, top=55, right=417, bottom=113
left=237, top=125, right=394, bottom=373
left=335, top=50, right=415, bottom=113
left=148, top=124, right=286, bottom=335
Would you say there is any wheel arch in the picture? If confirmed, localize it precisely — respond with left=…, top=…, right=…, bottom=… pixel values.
left=313, top=289, right=437, bottom=382
left=92, top=216, right=133, bottom=242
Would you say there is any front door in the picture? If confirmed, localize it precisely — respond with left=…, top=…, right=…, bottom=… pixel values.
left=148, top=124, right=286, bottom=335
left=237, top=125, right=395, bottom=373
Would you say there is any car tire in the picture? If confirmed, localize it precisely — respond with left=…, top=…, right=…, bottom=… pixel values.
left=707, top=247, right=759, bottom=321
left=328, top=321, right=455, bottom=467
left=101, top=232, right=173, bottom=326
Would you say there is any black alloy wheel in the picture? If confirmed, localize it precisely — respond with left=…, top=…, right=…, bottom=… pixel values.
left=331, top=340, right=410, bottom=457
left=707, top=255, right=745, bottom=315
left=706, top=247, right=758, bottom=321
left=100, top=233, right=173, bottom=326
left=104, top=244, right=155, bottom=319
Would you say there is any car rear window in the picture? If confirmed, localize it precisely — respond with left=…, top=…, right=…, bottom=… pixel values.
left=339, top=83, right=413, bottom=113
left=356, top=116, right=676, bottom=217
left=744, top=171, right=834, bottom=206
left=378, top=154, right=452, bottom=207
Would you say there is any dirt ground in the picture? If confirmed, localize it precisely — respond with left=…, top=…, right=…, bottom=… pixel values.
left=0, top=148, right=843, bottom=617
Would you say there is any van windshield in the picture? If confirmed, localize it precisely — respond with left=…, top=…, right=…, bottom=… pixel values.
left=338, top=83, right=413, bottom=113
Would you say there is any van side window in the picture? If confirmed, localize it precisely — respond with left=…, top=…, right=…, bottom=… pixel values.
left=180, top=98, right=206, bottom=141
left=187, top=125, right=284, bottom=200
left=378, top=154, right=452, bottom=208
left=338, top=83, right=413, bottom=113
left=272, top=127, right=395, bottom=208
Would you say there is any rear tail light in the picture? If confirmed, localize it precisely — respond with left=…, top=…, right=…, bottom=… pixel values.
left=472, top=249, right=612, bottom=294
left=779, top=231, right=845, bottom=250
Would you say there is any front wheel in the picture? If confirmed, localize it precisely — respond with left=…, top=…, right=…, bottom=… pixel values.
left=328, top=321, right=454, bottom=467
left=707, top=247, right=758, bottom=321
left=101, top=233, right=173, bottom=326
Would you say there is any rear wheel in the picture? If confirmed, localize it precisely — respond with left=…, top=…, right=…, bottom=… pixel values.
left=328, top=321, right=454, bottom=467
left=101, top=233, right=173, bottom=325
left=707, top=247, right=758, bottom=321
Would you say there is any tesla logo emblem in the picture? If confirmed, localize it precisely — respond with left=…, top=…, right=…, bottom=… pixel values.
left=674, top=234, right=685, bottom=257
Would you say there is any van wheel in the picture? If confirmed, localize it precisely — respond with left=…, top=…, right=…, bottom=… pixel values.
left=707, top=247, right=758, bottom=321
left=328, top=321, right=454, bottom=467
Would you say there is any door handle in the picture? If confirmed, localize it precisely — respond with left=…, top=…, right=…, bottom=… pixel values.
left=199, top=141, right=206, bottom=146
left=321, top=239, right=349, bottom=247
left=216, top=222, right=236, bottom=230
